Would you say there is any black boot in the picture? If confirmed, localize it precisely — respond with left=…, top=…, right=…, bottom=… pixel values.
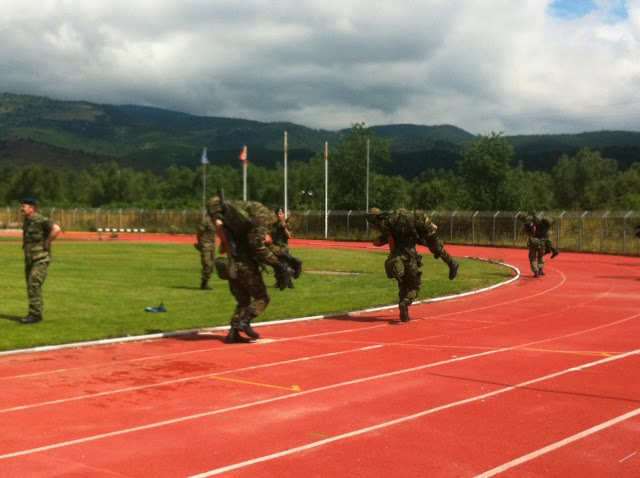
left=20, top=314, right=42, bottom=324
left=238, top=312, right=260, bottom=339
left=200, top=280, right=212, bottom=290
left=282, top=253, right=303, bottom=279
left=287, top=279, right=295, bottom=289
left=225, top=323, right=250, bottom=344
left=538, top=269, right=545, bottom=276
left=272, top=260, right=294, bottom=291
left=550, top=248, right=559, bottom=259
left=398, top=300, right=411, bottom=323
left=448, top=261, right=459, bottom=280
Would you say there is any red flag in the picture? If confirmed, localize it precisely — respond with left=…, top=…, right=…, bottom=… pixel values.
left=239, top=146, right=247, bottom=165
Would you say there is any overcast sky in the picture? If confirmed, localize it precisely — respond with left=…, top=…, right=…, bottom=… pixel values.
left=0, top=0, right=638, bottom=135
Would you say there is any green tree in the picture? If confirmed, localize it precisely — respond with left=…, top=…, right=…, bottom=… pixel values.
left=457, top=132, right=516, bottom=210
left=329, top=123, right=391, bottom=210
left=551, top=149, right=619, bottom=209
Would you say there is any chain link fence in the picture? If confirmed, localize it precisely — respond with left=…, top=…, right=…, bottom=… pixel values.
left=2, top=207, right=639, bottom=256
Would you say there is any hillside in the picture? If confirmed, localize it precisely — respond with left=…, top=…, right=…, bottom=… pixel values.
left=1, top=92, right=639, bottom=176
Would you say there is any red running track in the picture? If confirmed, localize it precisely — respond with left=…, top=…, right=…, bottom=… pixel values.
left=0, top=241, right=638, bottom=477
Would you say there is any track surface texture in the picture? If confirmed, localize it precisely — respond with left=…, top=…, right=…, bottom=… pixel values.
left=0, top=240, right=638, bottom=477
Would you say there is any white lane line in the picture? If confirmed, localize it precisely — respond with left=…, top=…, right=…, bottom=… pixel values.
left=1, top=324, right=637, bottom=462
left=186, top=349, right=640, bottom=478
left=473, top=409, right=640, bottom=477
left=0, top=345, right=384, bottom=414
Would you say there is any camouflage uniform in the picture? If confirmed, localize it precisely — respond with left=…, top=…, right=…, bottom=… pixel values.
left=269, top=211, right=303, bottom=288
left=227, top=234, right=270, bottom=343
left=520, top=215, right=545, bottom=277
left=207, top=197, right=293, bottom=343
left=196, top=214, right=216, bottom=289
left=519, top=212, right=559, bottom=257
left=366, top=208, right=458, bottom=322
left=22, top=213, right=56, bottom=320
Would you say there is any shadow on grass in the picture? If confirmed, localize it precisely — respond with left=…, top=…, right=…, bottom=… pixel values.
left=0, top=313, right=23, bottom=322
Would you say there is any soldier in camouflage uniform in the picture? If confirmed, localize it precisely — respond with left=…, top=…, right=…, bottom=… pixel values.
left=20, top=198, right=61, bottom=324
left=519, top=214, right=546, bottom=277
left=269, top=207, right=302, bottom=288
left=366, top=207, right=459, bottom=323
left=195, top=214, right=216, bottom=290
left=519, top=211, right=559, bottom=259
left=207, top=196, right=294, bottom=343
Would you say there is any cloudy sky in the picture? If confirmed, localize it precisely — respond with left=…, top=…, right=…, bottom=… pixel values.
left=1, top=0, right=638, bottom=135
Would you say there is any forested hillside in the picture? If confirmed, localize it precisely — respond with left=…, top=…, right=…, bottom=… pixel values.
left=2, top=92, right=640, bottom=176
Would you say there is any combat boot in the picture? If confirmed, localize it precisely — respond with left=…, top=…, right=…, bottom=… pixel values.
left=238, top=312, right=260, bottom=339
left=448, top=261, right=459, bottom=280
left=538, top=269, right=545, bottom=276
left=398, top=300, right=411, bottom=323
left=282, top=253, right=303, bottom=279
left=550, top=248, right=559, bottom=259
left=272, top=260, right=294, bottom=291
left=20, top=314, right=42, bottom=324
left=533, top=270, right=539, bottom=278
left=200, top=280, right=212, bottom=290
left=225, top=323, right=251, bottom=344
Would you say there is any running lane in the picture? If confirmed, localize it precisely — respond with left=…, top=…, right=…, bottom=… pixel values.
left=0, top=245, right=638, bottom=477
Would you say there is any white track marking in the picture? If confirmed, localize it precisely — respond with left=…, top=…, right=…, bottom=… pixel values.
left=0, top=317, right=637, bottom=462
left=186, top=349, right=640, bottom=477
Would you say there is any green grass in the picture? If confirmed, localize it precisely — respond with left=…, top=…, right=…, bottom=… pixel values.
left=0, top=242, right=513, bottom=351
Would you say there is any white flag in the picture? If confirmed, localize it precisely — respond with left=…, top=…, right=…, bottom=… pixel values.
left=201, top=147, right=209, bottom=164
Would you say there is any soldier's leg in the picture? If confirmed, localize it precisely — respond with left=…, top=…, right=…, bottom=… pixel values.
left=200, top=250, right=214, bottom=289
left=237, top=265, right=271, bottom=339
left=22, top=262, right=48, bottom=323
left=398, top=258, right=422, bottom=323
left=226, top=275, right=252, bottom=343
left=425, top=236, right=458, bottom=280
left=537, top=249, right=546, bottom=275
left=528, top=246, right=539, bottom=277
left=28, top=262, right=48, bottom=317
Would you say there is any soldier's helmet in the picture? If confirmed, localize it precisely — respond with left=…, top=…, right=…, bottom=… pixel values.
left=206, top=196, right=223, bottom=217
left=365, top=207, right=382, bottom=225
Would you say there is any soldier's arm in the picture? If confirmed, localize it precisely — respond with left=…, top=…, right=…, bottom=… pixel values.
left=214, top=219, right=231, bottom=255
left=44, top=224, right=61, bottom=251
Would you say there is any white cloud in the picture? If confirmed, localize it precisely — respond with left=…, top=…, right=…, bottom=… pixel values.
left=0, top=0, right=638, bottom=134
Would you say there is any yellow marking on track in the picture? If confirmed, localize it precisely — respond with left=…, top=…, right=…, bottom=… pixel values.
left=521, top=347, right=612, bottom=358
left=211, top=376, right=301, bottom=392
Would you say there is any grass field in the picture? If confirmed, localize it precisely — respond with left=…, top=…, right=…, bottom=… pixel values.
left=0, top=241, right=513, bottom=351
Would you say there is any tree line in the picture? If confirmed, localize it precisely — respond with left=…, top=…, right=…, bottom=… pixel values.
left=1, top=124, right=639, bottom=211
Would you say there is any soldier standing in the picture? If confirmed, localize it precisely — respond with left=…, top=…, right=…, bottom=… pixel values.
left=20, top=198, right=61, bottom=324
left=195, top=214, right=216, bottom=290
left=366, top=208, right=458, bottom=323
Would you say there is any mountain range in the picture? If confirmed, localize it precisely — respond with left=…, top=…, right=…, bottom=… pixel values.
left=1, top=92, right=639, bottom=177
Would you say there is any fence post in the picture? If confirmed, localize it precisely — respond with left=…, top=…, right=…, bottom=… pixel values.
left=623, top=210, right=633, bottom=254
left=600, top=210, right=610, bottom=252
left=472, top=211, right=479, bottom=245
left=579, top=211, right=588, bottom=251
left=492, top=211, right=500, bottom=245
left=514, top=211, right=521, bottom=246
left=557, top=211, right=565, bottom=248
left=347, top=210, right=352, bottom=238
left=450, top=210, right=457, bottom=243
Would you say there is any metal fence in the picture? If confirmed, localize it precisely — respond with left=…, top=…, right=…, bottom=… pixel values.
left=2, top=207, right=639, bottom=256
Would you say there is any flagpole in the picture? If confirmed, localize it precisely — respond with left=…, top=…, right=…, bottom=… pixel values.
left=365, top=138, right=370, bottom=235
left=284, top=131, right=288, bottom=219
left=324, top=141, right=328, bottom=239
left=201, top=147, right=208, bottom=215
left=239, top=145, right=248, bottom=201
